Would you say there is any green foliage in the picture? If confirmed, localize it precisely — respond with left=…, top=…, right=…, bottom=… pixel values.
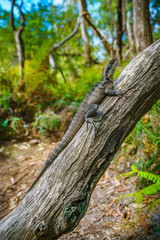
left=0, top=58, right=19, bottom=105
left=0, top=61, right=12, bottom=95
left=119, top=101, right=160, bottom=176
left=0, top=5, right=15, bottom=61
left=126, top=102, right=160, bottom=144
left=115, top=101, right=160, bottom=211
left=24, top=42, right=55, bottom=92
left=58, top=64, right=102, bottom=101
left=0, top=94, right=12, bottom=110
left=33, top=110, right=61, bottom=136
left=117, top=165, right=160, bottom=211
left=0, top=118, right=10, bottom=133
left=10, top=117, right=24, bottom=133
left=0, top=0, right=159, bottom=142
left=118, top=165, right=160, bottom=183
left=0, top=116, right=25, bottom=140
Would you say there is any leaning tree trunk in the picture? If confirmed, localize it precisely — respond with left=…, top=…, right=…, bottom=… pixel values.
left=0, top=40, right=160, bottom=240
left=133, top=0, right=153, bottom=53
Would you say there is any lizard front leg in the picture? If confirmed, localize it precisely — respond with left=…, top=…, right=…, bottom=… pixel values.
left=85, top=104, right=103, bottom=135
left=105, top=88, right=124, bottom=97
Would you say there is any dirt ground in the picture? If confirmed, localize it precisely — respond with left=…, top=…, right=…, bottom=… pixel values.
left=0, top=139, right=160, bottom=239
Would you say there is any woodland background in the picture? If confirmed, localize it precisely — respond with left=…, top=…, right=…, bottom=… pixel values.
left=0, top=0, right=160, bottom=238
left=0, top=0, right=159, bottom=142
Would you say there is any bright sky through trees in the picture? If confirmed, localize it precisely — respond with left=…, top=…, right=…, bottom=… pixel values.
left=0, top=0, right=64, bottom=11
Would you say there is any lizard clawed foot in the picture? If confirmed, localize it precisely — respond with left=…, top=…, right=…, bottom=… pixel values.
left=85, top=104, right=103, bottom=137
left=85, top=118, right=99, bottom=136
left=117, top=91, right=126, bottom=97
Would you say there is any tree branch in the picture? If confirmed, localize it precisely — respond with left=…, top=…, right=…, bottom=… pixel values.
left=83, top=11, right=112, bottom=54
left=49, top=16, right=81, bottom=72
left=10, top=0, right=16, bottom=31
left=49, top=16, right=81, bottom=54
left=0, top=40, right=160, bottom=240
left=10, top=0, right=25, bottom=34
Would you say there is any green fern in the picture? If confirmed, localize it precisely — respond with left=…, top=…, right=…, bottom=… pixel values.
left=116, top=165, right=160, bottom=209
left=118, top=165, right=160, bottom=183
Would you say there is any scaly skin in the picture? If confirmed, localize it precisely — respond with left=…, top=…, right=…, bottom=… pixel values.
left=24, top=59, right=121, bottom=196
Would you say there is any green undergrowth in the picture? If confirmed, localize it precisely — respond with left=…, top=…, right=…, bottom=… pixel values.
left=114, top=101, right=160, bottom=213
left=114, top=101, right=160, bottom=173
left=116, top=165, right=160, bottom=213
left=33, top=110, right=61, bottom=136
left=0, top=59, right=128, bottom=140
left=117, top=167, right=160, bottom=215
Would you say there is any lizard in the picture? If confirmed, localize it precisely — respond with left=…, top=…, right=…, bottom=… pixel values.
left=24, top=59, right=123, bottom=196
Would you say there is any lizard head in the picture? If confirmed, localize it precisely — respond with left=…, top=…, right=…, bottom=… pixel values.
left=102, top=59, right=118, bottom=81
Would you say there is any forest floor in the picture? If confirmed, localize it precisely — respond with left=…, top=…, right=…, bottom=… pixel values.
left=0, top=138, right=160, bottom=240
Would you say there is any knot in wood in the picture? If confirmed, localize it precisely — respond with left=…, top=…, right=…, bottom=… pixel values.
left=34, top=221, right=48, bottom=239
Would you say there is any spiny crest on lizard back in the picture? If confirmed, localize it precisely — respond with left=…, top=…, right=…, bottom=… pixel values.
left=102, top=59, right=118, bottom=81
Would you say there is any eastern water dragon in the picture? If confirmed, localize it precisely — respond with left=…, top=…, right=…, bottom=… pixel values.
left=24, top=59, right=123, bottom=196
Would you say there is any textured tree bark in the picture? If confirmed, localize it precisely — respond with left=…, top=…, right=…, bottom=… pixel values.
left=0, top=40, right=160, bottom=240
left=133, top=0, right=153, bottom=53
left=10, top=0, right=25, bottom=83
left=78, top=0, right=93, bottom=67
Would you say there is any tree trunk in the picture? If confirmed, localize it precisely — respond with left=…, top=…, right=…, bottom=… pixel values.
left=0, top=40, right=160, bottom=240
left=78, top=0, right=93, bottom=67
left=107, top=0, right=116, bottom=58
left=133, top=0, right=153, bottom=53
left=10, top=0, right=25, bottom=83
left=126, top=10, right=135, bottom=52
left=116, top=0, right=125, bottom=61
left=15, top=31, right=25, bottom=78
left=122, top=0, right=126, bottom=34
left=124, top=10, right=135, bottom=59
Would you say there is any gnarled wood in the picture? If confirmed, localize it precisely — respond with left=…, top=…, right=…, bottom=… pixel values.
left=0, top=40, right=160, bottom=240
